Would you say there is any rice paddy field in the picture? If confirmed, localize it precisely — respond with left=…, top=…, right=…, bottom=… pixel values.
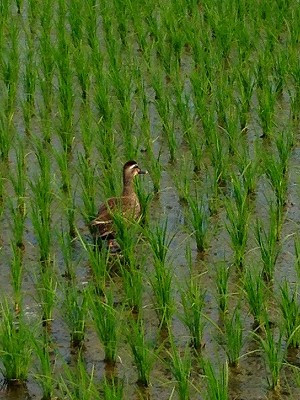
left=0, top=0, right=300, bottom=399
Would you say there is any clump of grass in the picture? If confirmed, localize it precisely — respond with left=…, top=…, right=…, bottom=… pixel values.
left=254, top=325, right=285, bottom=390
left=33, top=333, right=55, bottom=400
left=127, top=318, right=155, bottom=387
left=147, top=220, right=174, bottom=266
left=255, top=214, right=280, bottom=282
left=216, top=263, right=230, bottom=314
left=0, top=299, right=34, bottom=385
left=243, top=267, right=267, bottom=328
left=10, top=242, right=23, bottom=313
left=120, top=257, right=143, bottom=314
left=134, top=178, right=153, bottom=226
left=78, top=153, right=96, bottom=227
left=36, top=267, right=57, bottom=327
left=201, top=358, right=229, bottom=400
left=63, top=284, right=87, bottom=347
left=295, top=234, right=300, bottom=279
left=279, top=280, right=300, bottom=348
left=90, top=289, right=119, bottom=364
left=225, top=176, right=250, bottom=268
left=187, top=192, right=209, bottom=253
left=60, top=356, right=99, bottom=400
left=222, top=306, right=243, bottom=367
left=179, top=277, right=206, bottom=350
left=168, top=342, right=191, bottom=400
left=102, top=377, right=124, bottom=400
left=173, top=157, right=192, bottom=203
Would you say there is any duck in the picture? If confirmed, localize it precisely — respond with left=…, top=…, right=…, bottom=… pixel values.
left=91, top=160, right=147, bottom=247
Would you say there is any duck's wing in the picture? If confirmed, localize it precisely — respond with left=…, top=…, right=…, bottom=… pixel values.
left=90, top=197, right=119, bottom=238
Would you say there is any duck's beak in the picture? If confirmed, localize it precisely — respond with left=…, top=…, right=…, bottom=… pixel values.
left=138, top=168, right=148, bottom=174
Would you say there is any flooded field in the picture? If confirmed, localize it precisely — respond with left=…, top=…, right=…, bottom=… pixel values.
left=0, top=0, right=300, bottom=399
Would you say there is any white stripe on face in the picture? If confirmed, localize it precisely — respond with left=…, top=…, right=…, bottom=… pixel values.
left=128, top=164, right=138, bottom=169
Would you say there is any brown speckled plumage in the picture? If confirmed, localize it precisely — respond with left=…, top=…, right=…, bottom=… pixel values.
left=91, top=161, right=147, bottom=240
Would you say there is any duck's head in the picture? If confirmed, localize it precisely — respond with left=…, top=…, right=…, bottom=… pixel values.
left=123, top=160, right=147, bottom=182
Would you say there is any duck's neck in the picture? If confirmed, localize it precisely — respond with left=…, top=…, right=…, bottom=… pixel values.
left=122, top=178, right=135, bottom=196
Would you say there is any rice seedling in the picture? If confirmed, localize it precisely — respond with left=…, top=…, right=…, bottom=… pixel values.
left=147, top=220, right=174, bottom=266
left=236, top=147, right=259, bottom=197
left=254, top=324, right=285, bottom=390
left=236, top=67, right=255, bottom=130
left=242, top=267, right=267, bottom=328
left=187, top=192, right=209, bottom=253
left=0, top=299, right=34, bottom=385
left=10, top=242, right=23, bottom=313
left=36, top=267, right=57, bottom=327
left=222, top=305, right=243, bottom=367
left=112, top=211, right=139, bottom=265
left=120, top=258, right=143, bottom=314
left=0, top=110, right=12, bottom=161
left=33, top=333, right=55, bottom=400
left=275, top=128, right=294, bottom=176
left=9, top=140, right=26, bottom=215
left=102, top=377, right=124, bottom=400
left=279, top=280, right=300, bottom=348
left=209, top=126, right=228, bottom=186
left=264, top=150, right=288, bottom=215
left=126, top=318, right=155, bottom=386
left=179, top=277, right=206, bottom=350
left=151, top=260, right=174, bottom=329
left=60, top=356, right=99, bottom=400
left=225, top=192, right=249, bottom=268
left=30, top=141, right=53, bottom=264
left=90, top=288, right=119, bottom=364
left=9, top=202, right=26, bottom=250
left=201, top=358, right=229, bottom=400
left=295, top=234, right=300, bottom=279
left=168, top=341, right=191, bottom=400
left=22, top=36, right=36, bottom=133
left=59, top=230, right=76, bottom=281
left=63, top=284, right=87, bottom=347
left=216, top=263, right=230, bottom=314
left=257, top=78, right=276, bottom=139
left=255, top=215, right=280, bottom=282
left=78, top=154, right=96, bottom=226
left=173, top=157, right=192, bottom=203
left=134, top=178, right=153, bottom=227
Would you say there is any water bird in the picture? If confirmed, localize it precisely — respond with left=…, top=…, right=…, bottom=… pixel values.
left=91, top=160, right=147, bottom=249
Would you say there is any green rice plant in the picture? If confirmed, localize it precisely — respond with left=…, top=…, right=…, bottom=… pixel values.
left=63, top=284, right=87, bottom=347
left=90, top=289, right=119, bottom=364
left=0, top=110, right=12, bottom=161
left=60, top=356, right=99, bottom=400
left=201, top=358, right=229, bottom=400
left=9, top=201, right=26, bottom=250
left=275, top=128, right=294, bottom=176
left=10, top=242, right=23, bottom=313
left=264, top=154, right=287, bottom=229
left=151, top=260, right=173, bottom=328
left=179, top=277, right=206, bottom=350
left=168, top=342, right=191, bottom=400
left=216, top=263, right=230, bottom=314
left=147, top=220, right=174, bottom=266
left=0, top=169, right=3, bottom=217
left=255, top=216, right=280, bottom=282
left=126, top=318, right=155, bottom=386
left=295, top=234, right=300, bottom=280
left=102, top=377, right=124, bottom=400
left=36, top=267, right=57, bottom=326
left=173, top=157, right=192, bottom=203
left=236, top=148, right=259, bottom=196
left=236, top=67, right=255, bottom=129
left=279, top=280, right=300, bottom=348
left=242, top=267, right=266, bottom=328
left=78, top=154, right=96, bottom=226
left=113, top=211, right=138, bottom=265
left=59, top=230, right=75, bottom=281
left=120, top=258, right=143, bottom=314
left=209, top=126, right=228, bottom=185
left=225, top=195, right=249, bottom=268
left=257, top=79, right=276, bottom=138
left=147, top=146, right=162, bottom=193
left=84, top=0, right=98, bottom=49
left=33, top=334, right=55, bottom=400
left=187, top=193, right=209, bottom=253
left=254, top=325, right=285, bottom=390
left=2, top=20, right=19, bottom=116
left=22, top=36, right=36, bottom=133
left=68, top=0, right=83, bottom=46
left=222, top=104, right=240, bottom=156
left=9, top=140, right=26, bottom=215
left=222, top=306, right=243, bottom=367
left=15, top=0, right=23, bottom=13
left=30, top=142, right=53, bottom=263
left=134, top=178, right=153, bottom=226
left=74, top=43, right=91, bottom=101
left=0, top=299, right=34, bottom=384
